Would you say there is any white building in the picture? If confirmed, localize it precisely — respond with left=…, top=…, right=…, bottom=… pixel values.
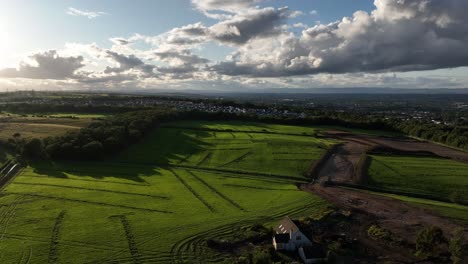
left=272, top=216, right=312, bottom=251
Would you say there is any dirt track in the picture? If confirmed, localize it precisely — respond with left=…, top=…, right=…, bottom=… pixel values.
left=304, top=130, right=468, bottom=258
left=316, top=131, right=468, bottom=184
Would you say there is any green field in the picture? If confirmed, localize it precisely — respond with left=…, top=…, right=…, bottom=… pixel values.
left=367, top=155, right=468, bottom=203
left=0, top=121, right=332, bottom=263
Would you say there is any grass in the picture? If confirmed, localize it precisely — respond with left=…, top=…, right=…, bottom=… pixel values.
left=367, top=155, right=468, bottom=203
left=0, top=121, right=332, bottom=263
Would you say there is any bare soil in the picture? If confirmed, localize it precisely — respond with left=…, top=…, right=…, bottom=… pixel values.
left=318, top=131, right=468, bottom=184
left=303, top=130, right=468, bottom=263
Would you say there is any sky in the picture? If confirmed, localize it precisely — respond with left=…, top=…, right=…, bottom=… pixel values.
left=0, top=0, right=467, bottom=92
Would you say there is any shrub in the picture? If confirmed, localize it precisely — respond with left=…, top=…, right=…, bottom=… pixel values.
left=367, top=225, right=391, bottom=241
left=449, top=228, right=465, bottom=264
left=415, top=226, right=446, bottom=259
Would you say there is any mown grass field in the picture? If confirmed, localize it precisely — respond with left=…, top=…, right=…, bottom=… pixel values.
left=0, top=121, right=332, bottom=263
left=367, top=155, right=468, bottom=204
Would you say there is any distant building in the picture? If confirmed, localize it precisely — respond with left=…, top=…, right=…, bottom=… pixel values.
left=272, top=216, right=312, bottom=251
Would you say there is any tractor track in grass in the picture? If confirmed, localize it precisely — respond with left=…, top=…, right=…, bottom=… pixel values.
left=116, top=215, right=142, bottom=264
left=219, top=151, right=253, bottom=167
left=222, top=183, right=298, bottom=192
left=0, top=195, right=23, bottom=240
left=161, top=126, right=314, bottom=138
left=20, top=174, right=150, bottom=187
left=25, top=168, right=153, bottom=180
left=10, top=182, right=169, bottom=200
left=4, top=192, right=173, bottom=214
left=170, top=201, right=320, bottom=263
left=196, top=152, right=212, bottom=167
left=185, top=170, right=245, bottom=212
left=3, top=232, right=150, bottom=255
left=48, top=210, right=66, bottom=264
left=170, top=165, right=298, bottom=184
left=172, top=165, right=307, bottom=182
left=168, top=169, right=215, bottom=212
left=18, top=246, right=33, bottom=264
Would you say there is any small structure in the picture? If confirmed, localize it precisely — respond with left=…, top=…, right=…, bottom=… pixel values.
left=298, top=245, right=326, bottom=264
left=272, top=216, right=312, bottom=251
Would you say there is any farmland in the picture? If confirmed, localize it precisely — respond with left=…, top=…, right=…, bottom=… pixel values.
left=0, top=114, right=94, bottom=141
left=367, top=155, right=468, bottom=204
left=0, top=121, right=331, bottom=263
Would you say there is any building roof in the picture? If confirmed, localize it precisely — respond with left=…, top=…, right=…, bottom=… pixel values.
left=274, top=233, right=290, bottom=244
left=275, top=216, right=300, bottom=234
left=301, top=245, right=326, bottom=259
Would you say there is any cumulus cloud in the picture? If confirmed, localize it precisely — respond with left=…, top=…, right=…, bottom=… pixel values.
left=192, top=0, right=262, bottom=19
left=211, top=0, right=468, bottom=77
left=0, top=50, right=85, bottom=80
left=2, top=0, right=468, bottom=90
left=103, top=50, right=155, bottom=76
left=154, top=49, right=210, bottom=65
left=160, top=7, right=294, bottom=46
left=67, top=7, right=108, bottom=19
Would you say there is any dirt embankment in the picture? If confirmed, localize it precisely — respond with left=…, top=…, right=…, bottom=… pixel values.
left=302, top=184, right=467, bottom=263
left=302, top=130, right=468, bottom=262
left=314, top=131, right=468, bottom=184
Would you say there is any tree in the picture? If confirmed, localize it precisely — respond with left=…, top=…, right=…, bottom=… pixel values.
left=81, top=141, right=104, bottom=160
left=22, top=138, right=44, bottom=159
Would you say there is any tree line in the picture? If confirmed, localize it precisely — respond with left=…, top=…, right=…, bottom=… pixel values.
left=1, top=108, right=179, bottom=161
left=1, top=107, right=467, bottom=162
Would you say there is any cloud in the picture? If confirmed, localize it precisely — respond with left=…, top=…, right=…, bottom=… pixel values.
left=0, top=50, right=85, bottom=80
left=309, top=10, right=318, bottom=16
left=160, top=7, right=294, bottom=46
left=2, top=0, right=468, bottom=91
left=109, top=38, right=130, bottom=46
left=211, top=0, right=468, bottom=77
left=103, top=50, right=155, bottom=76
left=192, top=0, right=262, bottom=19
left=67, top=7, right=108, bottom=19
left=153, top=49, right=210, bottom=65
